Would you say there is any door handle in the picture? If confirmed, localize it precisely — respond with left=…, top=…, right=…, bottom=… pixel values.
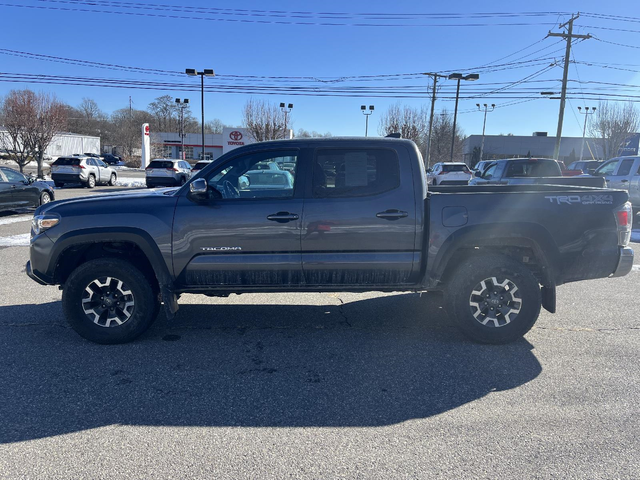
left=621, top=179, right=629, bottom=183
left=376, top=209, right=408, bottom=220
left=267, top=212, right=299, bottom=223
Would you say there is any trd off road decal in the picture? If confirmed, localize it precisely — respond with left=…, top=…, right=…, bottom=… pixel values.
left=545, top=195, right=614, bottom=205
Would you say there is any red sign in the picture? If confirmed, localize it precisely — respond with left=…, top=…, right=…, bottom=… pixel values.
left=229, top=130, right=243, bottom=141
left=144, top=125, right=150, bottom=136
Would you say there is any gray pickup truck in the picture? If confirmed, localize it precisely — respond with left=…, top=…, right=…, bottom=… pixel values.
left=592, top=156, right=640, bottom=211
left=469, top=158, right=605, bottom=188
left=26, top=138, right=634, bottom=345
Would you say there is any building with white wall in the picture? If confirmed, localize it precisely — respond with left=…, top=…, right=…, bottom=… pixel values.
left=0, top=128, right=100, bottom=159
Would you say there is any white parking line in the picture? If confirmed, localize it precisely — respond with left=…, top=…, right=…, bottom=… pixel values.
left=0, top=215, right=32, bottom=226
left=0, top=233, right=30, bottom=247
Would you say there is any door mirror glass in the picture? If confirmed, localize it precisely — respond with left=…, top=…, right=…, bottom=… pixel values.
left=474, top=170, right=482, bottom=177
left=190, top=178, right=207, bottom=195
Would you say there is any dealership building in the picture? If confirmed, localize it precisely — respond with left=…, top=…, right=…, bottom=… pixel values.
left=153, top=127, right=292, bottom=161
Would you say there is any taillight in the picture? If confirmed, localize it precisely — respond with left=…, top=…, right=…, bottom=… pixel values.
left=614, top=202, right=633, bottom=246
left=78, top=165, right=85, bottom=169
left=168, top=168, right=178, bottom=172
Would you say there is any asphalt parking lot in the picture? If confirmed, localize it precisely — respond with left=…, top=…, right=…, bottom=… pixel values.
left=0, top=186, right=639, bottom=479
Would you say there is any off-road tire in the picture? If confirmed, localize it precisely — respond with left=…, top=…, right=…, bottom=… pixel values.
left=62, top=258, right=160, bottom=344
left=445, top=255, right=541, bottom=344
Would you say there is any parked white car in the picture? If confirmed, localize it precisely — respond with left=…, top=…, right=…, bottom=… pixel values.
left=427, top=162, right=473, bottom=186
left=145, top=159, right=192, bottom=187
left=51, top=155, right=117, bottom=188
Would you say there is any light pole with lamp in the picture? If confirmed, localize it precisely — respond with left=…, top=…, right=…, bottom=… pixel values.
left=448, top=73, right=479, bottom=161
left=476, top=103, right=495, bottom=163
left=185, top=68, right=215, bottom=160
left=175, top=98, right=189, bottom=160
left=361, top=105, right=374, bottom=137
left=280, top=103, right=293, bottom=139
left=578, top=106, right=596, bottom=162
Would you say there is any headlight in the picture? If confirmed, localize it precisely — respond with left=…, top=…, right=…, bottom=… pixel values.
left=31, top=214, right=60, bottom=237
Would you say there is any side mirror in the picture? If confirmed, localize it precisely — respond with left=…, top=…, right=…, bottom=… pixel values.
left=188, top=178, right=208, bottom=201
left=426, top=168, right=433, bottom=173
left=474, top=170, right=482, bottom=177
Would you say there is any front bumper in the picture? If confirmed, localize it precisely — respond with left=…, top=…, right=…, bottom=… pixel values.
left=612, top=246, right=634, bottom=277
left=26, top=260, right=51, bottom=285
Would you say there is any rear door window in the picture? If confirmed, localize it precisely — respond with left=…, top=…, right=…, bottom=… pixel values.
left=595, top=160, right=618, bottom=176
left=616, top=159, right=635, bottom=176
left=313, top=148, right=400, bottom=198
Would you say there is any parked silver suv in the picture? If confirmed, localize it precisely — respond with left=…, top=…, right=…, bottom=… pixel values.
left=145, top=159, right=192, bottom=187
left=51, top=156, right=118, bottom=188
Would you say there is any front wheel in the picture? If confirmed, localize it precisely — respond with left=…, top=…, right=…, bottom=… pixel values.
left=445, top=255, right=541, bottom=344
left=109, top=173, right=117, bottom=186
left=62, top=258, right=160, bottom=344
left=39, top=191, right=52, bottom=206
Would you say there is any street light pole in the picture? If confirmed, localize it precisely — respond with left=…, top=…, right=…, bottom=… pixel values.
left=280, top=103, right=293, bottom=139
left=361, top=105, right=374, bottom=137
left=186, top=68, right=215, bottom=160
left=578, top=106, right=596, bottom=162
left=476, top=103, right=495, bottom=163
left=448, top=73, right=479, bottom=162
left=175, top=98, right=189, bottom=160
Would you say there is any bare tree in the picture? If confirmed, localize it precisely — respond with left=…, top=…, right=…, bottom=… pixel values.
left=0, top=90, right=37, bottom=173
left=205, top=119, right=229, bottom=134
left=110, top=108, right=154, bottom=160
left=295, top=128, right=332, bottom=138
left=428, top=110, right=465, bottom=165
left=378, top=103, right=429, bottom=154
left=590, top=101, right=640, bottom=160
left=242, top=99, right=287, bottom=142
left=29, top=92, right=67, bottom=178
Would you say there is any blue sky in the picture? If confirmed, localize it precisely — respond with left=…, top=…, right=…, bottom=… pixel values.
left=1, top=0, right=639, bottom=139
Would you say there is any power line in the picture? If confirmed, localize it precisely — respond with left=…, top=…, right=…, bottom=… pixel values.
left=0, top=2, right=563, bottom=27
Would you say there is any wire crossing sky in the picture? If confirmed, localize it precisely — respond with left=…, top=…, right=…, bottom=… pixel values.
left=1, top=0, right=640, bottom=138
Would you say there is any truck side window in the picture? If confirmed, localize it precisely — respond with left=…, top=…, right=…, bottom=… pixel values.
left=313, top=148, right=400, bottom=198
left=595, top=160, right=618, bottom=176
left=482, top=164, right=497, bottom=179
left=205, top=151, right=298, bottom=200
left=617, top=159, right=634, bottom=176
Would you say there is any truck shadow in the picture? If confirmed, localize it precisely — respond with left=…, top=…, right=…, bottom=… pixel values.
left=0, top=293, right=541, bottom=444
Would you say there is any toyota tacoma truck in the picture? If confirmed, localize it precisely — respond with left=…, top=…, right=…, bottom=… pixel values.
left=26, top=138, right=634, bottom=344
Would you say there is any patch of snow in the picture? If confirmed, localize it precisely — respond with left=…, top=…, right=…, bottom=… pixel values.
left=113, top=165, right=143, bottom=171
left=0, top=215, right=32, bottom=226
left=632, top=265, right=640, bottom=272
left=0, top=233, right=30, bottom=247
left=115, top=176, right=147, bottom=188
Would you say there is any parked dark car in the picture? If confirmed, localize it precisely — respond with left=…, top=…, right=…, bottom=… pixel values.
left=567, top=160, right=603, bottom=175
left=0, top=166, right=54, bottom=212
left=27, top=138, right=634, bottom=346
left=101, top=153, right=123, bottom=165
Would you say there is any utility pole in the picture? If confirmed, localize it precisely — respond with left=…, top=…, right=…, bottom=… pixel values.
left=548, top=13, right=591, bottom=160
left=424, top=73, right=447, bottom=168
left=578, top=106, right=596, bottom=161
left=476, top=103, right=495, bottom=164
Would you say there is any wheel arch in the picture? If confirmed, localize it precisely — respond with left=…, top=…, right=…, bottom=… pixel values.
left=430, top=223, right=559, bottom=288
left=50, top=228, right=172, bottom=290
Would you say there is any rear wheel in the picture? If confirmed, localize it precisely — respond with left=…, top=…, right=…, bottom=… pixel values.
left=39, top=191, right=52, bottom=206
left=108, top=173, right=117, bottom=186
left=62, top=258, right=160, bottom=344
left=445, top=255, right=541, bottom=344
left=86, top=175, right=96, bottom=188
left=179, top=176, right=187, bottom=186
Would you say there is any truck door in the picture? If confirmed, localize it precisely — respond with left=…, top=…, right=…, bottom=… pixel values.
left=300, top=146, right=417, bottom=285
left=172, top=148, right=305, bottom=286
left=629, top=159, right=640, bottom=206
left=608, top=158, right=635, bottom=192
